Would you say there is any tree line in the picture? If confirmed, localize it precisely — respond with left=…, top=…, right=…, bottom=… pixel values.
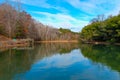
left=0, top=2, right=78, bottom=41
left=80, top=13, right=120, bottom=43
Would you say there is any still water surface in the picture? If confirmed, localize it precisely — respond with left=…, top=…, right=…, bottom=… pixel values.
left=0, top=43, right=120, bottom=80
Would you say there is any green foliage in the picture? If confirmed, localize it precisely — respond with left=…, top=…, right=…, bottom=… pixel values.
left=59, top=48, right=71, bottom=54
left=58, top=28, right=79, bottom=40
left=59, top=28, right=72, bottom=33
left=80, top=14, right=120, bottom=43
left=0, top=25, right=4, bottom=34
left=15, top=24, right=26, bottom=39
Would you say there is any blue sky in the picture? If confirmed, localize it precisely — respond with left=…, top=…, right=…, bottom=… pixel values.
left=0, top=0, right=120, bottom=32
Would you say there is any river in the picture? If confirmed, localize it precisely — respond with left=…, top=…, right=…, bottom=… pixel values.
left=0, top=43, right=120, bottom=80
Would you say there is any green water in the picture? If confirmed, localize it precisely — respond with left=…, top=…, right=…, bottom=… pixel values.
left=0, top=43, right=120, bottom=80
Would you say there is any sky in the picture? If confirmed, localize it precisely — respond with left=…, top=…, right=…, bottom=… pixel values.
left=0, top=0, right=120, bottom=32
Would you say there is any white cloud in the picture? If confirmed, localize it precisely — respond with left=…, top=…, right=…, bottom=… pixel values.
left=11, top=0, right=120, bottom=32
left=12, top=0, right=69, bottom=13
left=12, top=0, right=51, bottom=8
left=107, top=3, right=120, bottom=16
left=66, top=0, right=95, bottom=11
left=32, top=49, right=87, bottom=69
left=65, top=0, right=120, bottom=16
left=32, top=11, right=89, bottom=32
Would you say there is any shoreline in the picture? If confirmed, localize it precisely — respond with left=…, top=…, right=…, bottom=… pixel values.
left=0, top=40, right=78, bottom=49
left=83, top=41, right=120, bottom=45
left=0, top=39, right=33, bottom=49
left=36, top=40, right=78, bottom=43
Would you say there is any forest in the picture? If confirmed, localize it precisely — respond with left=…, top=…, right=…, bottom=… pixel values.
left=80, top=13, right=120, bottom=43
left=2, top=1, right=120, bottom=44
left=0, top=2, right=78, bottom=41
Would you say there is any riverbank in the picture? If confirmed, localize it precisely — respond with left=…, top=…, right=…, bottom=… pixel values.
left=36, top=40, right=78, bottom=43
left=83, top=41, right=120, bottom=45
left=0, top=38, right=78, bottom=48
left=0, top=34, right=78, bottom=48
left=0, top=39, right=33, bottom=48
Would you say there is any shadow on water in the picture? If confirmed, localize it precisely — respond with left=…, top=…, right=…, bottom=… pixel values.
left=0, top=43, right=78, bottom=80
left=79, top=44, right=120, bottom=72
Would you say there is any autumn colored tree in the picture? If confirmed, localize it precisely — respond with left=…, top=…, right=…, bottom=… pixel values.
left=0, top=2, right=79, bottom=41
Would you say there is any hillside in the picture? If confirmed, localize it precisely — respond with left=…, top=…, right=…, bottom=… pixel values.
left=0, top=3, right=79, bottom=41
left=80, top=14, right=120, bottom=43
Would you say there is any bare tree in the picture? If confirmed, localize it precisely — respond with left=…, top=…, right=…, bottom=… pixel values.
left=0, top=0, right=22, bottom=38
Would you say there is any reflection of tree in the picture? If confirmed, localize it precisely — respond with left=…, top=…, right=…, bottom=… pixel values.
left=34, top=43, right=78, bottom=62
left=0, top=49, right=37, bottom=80
left=0, top=43, right=78, bottom=80
left=79, top=44, right=120, bottom=72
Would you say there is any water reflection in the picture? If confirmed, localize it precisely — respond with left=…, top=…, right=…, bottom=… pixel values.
left=0, top=43, right=78, bottom=80
left=0, top=49, right=36, bottom=80
left=33, top=43, right=79, bottom=62
left=0, top=43, right=120, bottom=80
left=79, top=44, right=120, bottom=72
